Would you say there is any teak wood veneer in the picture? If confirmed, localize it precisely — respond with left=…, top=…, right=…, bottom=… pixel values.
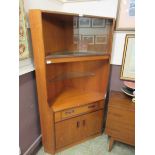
left=105, top=91, right=135, bottom=151
left=29, top=9, right=115, bottom=154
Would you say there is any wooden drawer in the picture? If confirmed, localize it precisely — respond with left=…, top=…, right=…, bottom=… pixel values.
left=106, top=128, right=135, bottom=145
left=54, top=100, right=104, bottom=122
left=107, top=107, right=135, bottom=125
left=106, top=119, right=134, bottom=132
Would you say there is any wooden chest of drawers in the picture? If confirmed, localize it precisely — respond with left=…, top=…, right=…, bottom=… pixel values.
left=105, top=91, right=135, bottom=151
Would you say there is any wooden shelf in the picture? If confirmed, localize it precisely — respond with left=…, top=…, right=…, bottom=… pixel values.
left=51, top=88, right=104, bottom=112
left=46, top=55, right=110, bottom=64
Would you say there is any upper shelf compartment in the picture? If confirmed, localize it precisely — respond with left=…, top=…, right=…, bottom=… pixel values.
left=42, top=11, right=114, bottom=63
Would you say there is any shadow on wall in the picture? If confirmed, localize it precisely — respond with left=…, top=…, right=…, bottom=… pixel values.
left=109, top=65, right=124, bottom=92
left=19, top=71, right=41, bottom=154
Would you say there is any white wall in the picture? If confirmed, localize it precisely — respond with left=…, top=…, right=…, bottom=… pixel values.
left=24, top=0, right=63, bottom=13
left=111, top=31, right=135, bottom=65
left=63, top=0, right=118, bottom=18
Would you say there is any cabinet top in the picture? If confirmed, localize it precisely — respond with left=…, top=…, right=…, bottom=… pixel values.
left=29, top=9, right=115, bottom=20
left=108, top=91, right=135, bottom=111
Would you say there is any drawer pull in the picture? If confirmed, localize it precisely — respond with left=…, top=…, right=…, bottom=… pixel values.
left=88, top=104, right=97, bottom=109
left=65, top=109, right=74, bottom=114
left=77, top=121, right=80, bottom=128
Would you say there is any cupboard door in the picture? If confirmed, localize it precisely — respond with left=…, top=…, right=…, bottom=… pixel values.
left=55, top=116, right=82, bottom=149
left=81, top=110, right=103, bottom=138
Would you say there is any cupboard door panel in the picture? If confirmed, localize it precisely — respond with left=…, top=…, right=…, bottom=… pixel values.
left=81, top=110, right=103, bottom=138
left=55, top=116, right=82, bottom=149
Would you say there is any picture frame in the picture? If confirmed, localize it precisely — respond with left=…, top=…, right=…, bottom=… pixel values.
left=106, top=19, right=112, bottom=25
left=73, top=17, right=78, bottom=28
left=81, top=35, right=94, bottom=45
left=79, top=17, right=91, bottom=28
left=116, top=0, right=135, bottom=30
left=92, top=18, right=105, bottom=28
left=120, top=34, right=135, bottom=81
left=95, top=35, right=107, bottom=44
left=19, top=0, right=30, bottom=60
left=73, top=35, right=81, bottom=44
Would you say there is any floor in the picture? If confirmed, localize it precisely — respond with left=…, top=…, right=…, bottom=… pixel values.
left=36, top=134, right=135, bottom=155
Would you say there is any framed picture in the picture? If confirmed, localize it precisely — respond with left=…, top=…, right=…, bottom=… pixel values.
left=73, top=35, right=81, bottom=44
left=120, top=34, right=135, bottom=81
left=19, top=0, right=30, bottom=60
left=79, top=17, right=91, bottom=28
left=92, top=18, right=105, bottom=28
left=73, top=17, right=78, bottom=28
left=116, top=0, right=135, bottom=30
left=95, top=35, right=107, bottom=44
left=106, top=19, right=112, bottom=25
left=81, top=35, right=94, bottom=44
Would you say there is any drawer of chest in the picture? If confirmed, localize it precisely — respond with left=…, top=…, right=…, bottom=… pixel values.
left=107, top=107, right=135, bottom=125
left=54, top=100, right=104, bottom=122
left=106, top=119, right=135, bottom=132
left=106, top=128, right=135, bottom=145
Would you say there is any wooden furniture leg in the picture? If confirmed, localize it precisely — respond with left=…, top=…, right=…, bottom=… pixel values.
left=109, top=137, right=114, bottom=152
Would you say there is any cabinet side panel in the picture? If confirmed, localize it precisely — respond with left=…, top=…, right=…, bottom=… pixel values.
left=29, top=10, right=55, bottom=154
left=42, top=14, right=66, bottom=55
left=108, top=19, right=115, bottom=57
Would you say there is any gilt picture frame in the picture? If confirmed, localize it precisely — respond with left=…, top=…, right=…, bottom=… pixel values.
left=120, top=34, right=135, bottom=81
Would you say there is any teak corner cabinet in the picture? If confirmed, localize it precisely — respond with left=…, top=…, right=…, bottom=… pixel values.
left=29, top=10, right=115, bottom=154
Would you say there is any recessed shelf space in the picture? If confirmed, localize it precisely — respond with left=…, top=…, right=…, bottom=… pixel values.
left=51, top=88, right=104, bottom=112
left=48, top=72, right=95, bottom=82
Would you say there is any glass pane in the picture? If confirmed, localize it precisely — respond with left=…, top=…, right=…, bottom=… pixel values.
left=42, top=12, right=113, bottom=58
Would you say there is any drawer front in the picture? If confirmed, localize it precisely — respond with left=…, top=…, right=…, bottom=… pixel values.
left=55, top=100, right=104, bottom=122
left=106, top=118, right=135, bottom=132
left=108, top=107, right=135, bottom=125
left=106, top=128, right=135, bottom=145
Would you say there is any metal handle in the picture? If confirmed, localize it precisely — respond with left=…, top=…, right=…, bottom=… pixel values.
left=65, top=109, right=74, bottom=114
left=77, top=121, right=80, bottom=128
left=88, top=104, right=97, bottom=109
left=83, top=120, right=85, bottom=126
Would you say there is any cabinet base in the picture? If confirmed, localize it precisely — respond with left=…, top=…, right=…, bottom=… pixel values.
left=55, top=132, right=102, bottom=154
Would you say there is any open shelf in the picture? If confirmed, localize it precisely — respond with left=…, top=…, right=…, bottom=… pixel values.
left=46, top=53, right=110, bottom=64
left=51, top=88, right=104, bottom=112
left=48, top=72, right=95, bottom=82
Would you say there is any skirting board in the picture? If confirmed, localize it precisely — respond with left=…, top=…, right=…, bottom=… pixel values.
left=23, top=135, right=42, bottom=155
